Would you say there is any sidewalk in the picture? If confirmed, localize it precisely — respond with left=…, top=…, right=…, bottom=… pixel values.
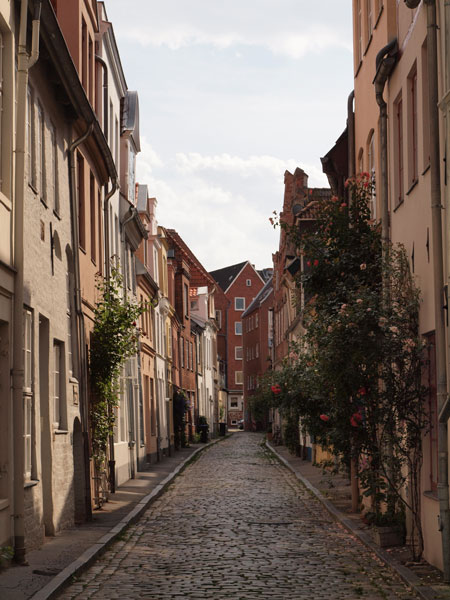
left=267, top=441, right=450, bottom=600
left=0, top=439, right=224, bottom=600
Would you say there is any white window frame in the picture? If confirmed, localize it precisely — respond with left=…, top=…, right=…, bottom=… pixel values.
left=53, top=341, right=63, bottom=429
left=235, top=346, right=243, bottom=360
left=246, top=279, right=251, bottom=287
left=235, top=297, right=245, bottom=311
left=235, top=371, right=243, bottom=385
left=235, top=321, right=242, bottom=335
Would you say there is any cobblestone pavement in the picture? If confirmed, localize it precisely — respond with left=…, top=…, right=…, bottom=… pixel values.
left=58, top=434, right=419, bottom=599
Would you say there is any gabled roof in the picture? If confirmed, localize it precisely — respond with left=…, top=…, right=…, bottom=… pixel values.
left=242, top=278, right=274, bottom=318
left=209, top=261, right=250, bottom=292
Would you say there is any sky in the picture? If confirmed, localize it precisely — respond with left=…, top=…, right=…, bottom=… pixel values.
left=104, top=0, right=354, bottom=272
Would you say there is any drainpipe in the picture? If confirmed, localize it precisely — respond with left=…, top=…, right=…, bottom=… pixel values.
left=68, top=122, right=94, bottom=520
left=347, top=91, right=355, bottom=180
left=373, top=38, right=398, bottom=249
left=12, top=0, right=41, bottom=565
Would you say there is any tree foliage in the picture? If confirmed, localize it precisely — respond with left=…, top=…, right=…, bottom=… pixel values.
left=89, top=267, right=145, bottom=471
left=258, top=174, right=428, bottom=559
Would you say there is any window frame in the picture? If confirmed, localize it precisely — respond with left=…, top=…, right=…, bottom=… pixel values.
left=235, top=297, right=245, bottom=311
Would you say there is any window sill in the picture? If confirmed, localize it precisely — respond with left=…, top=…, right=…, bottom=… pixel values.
left=355, top=60, right=363, bottom=78
left=69, top=376, right=79, bottom=384
left=53, top=209, right=61, bottom=221
left=393, top=198, right=404, bottom=213
left=79, top=246, right=86, bottom=255
left=364, top=35, right=373, bottom=56
left=424, top=490, right=438, bottom=501
left=422, top=163, right=430, bottom=176
left=374, top=6, right=384, bottom=30
left=24, top=480, right=39, bottom=489
left=40, top=197, right=48, bottom=209
left=406, top=179, right=418, bottom=196
left=0, top=498, right=9, bottom=511
left=28, top=183, right=38, bottom=195
left=54, top=429, right=69, bottom=435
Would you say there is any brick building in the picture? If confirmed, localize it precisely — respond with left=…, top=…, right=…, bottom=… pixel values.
left=242, top=278, right=274, bottom=430
left=210, top=262, right=266, bottom=428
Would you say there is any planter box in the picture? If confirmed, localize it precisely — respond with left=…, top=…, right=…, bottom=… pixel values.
left=372, top=525, right=404, bottom=548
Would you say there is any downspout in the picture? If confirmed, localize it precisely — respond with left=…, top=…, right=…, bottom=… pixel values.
left=347, top=90, right=355, bottom=180
left=425, top=0, right=450, bottom=582
left=68, top=122, right=94, bottom=521
left=12, top=0, right=41, bottom=565
left=373, top=38, right=398, bottom=249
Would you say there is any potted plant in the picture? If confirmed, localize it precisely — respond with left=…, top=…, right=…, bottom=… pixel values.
left=197, top=416, right=209, bottom=443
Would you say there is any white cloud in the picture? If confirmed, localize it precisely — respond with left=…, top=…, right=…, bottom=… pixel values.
left=106, top=0, right=352, bottom=60
left=136, top=144, right=328, bottom=270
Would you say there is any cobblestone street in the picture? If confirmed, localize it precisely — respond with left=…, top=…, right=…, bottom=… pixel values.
left=58, top=434, right=419, bottom=599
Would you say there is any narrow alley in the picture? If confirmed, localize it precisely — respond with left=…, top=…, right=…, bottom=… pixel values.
left=57, top=434, right=418, bottom=600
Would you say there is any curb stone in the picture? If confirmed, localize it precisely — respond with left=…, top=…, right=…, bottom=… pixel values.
left=266, top=440, right=442, bottom=600
left=29, top=436, right=228, bottom=600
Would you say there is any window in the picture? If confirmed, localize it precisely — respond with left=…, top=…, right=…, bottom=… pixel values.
left=81, top=18, right=87, bottom=92
left=408, top=66, right=418, bottom=188
left=53, top=341, right=63, bottom=428
left=422, top=41, right=430, bottom=169
left=246, top=279, right=251, bottom=287
left=190, top=342, right=194, bottom=370
left=366, top=0, right=373, bottom=43
left=23, top=309, right=33, bottom=479
left=256, top=342, right=259, bottom=358
left=150, top=377, right=156, bottom=436
left=184, top=283, right=189, bottom=317
left=235, top=297, right=245, bottom=311
left=98, top=191, right=102, bottom=274
left=356, top=0, right=362, bottom=65
left=37, top=103, right=46, bottom=201
left=394, top=94, right=404, bottom=207
left=215, top=309, right=222, bottom=329
left=235, top=346, right=243, bottom=360
left=235, top=321, right=242, bottom=335
left=27, top=86, right=36, bottom=187
left=90, top=173, right=96, bottom=263
left=230, top=397, right=239, bottom=408
left=66, top=269, right=74, bottom=378
left=235, top=371, right=243, bottom=385
left=255, top=313, right=259, bottom=328
left=50, top=123, right=59, bottom=214
left=77, top=153, right=85, bottom=249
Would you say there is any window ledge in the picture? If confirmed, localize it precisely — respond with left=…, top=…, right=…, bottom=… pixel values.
left=374, top=6, right=384, bottom=29
left=424, top=490, right=438, bottom=501
left=28, top=183, right=38, bottom=195
left=406, top=179, right=418, bottom=196
left=422, top=163, right=431, bottom=176
left=24, top=480, right=39, bottom=489
left=69, top=376, right=79, bottom=384
left=40, top=198, right=48, bottom=209
left=364, top=35, right=373, bottom=56
left=393, top=198, right=404, bottom=213
left=54, top=429, right=69, bottom=435
left=0, top=498, right=9, bottom=511
left=53, top=209, right=61, bottom=221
